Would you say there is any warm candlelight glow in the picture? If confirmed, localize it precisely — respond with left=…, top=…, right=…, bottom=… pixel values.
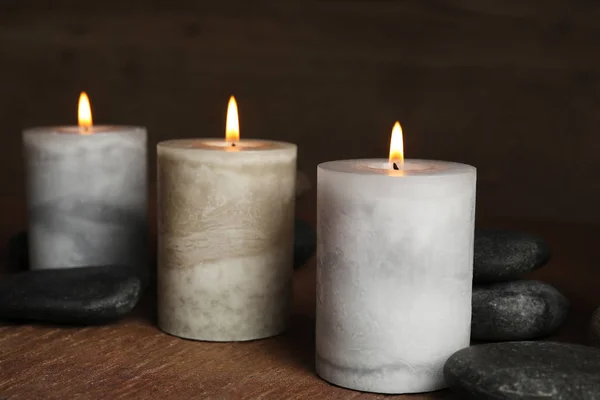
left=78, top=92, right=93, bottom=132
left=389, top=121, right=404, bottom=169
left=226, top=95, right=240, bottom=144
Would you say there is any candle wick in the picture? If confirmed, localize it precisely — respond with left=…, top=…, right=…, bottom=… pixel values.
left=393, top=163, right=399, bottom=170
left=231, top=142, right=236, bottom=147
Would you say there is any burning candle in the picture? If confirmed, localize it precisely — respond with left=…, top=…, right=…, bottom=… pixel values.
left=315, top=122, right=476, bottom=394
left=24, top=92, right=147, bottom=270
left=157, top=96, right=296, bottom=341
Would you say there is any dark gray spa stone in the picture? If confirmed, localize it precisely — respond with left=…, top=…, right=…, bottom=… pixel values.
left=294, top=218, right=316, bottom=269
left=591, top=306, right=600, bottom=347
left=444, top=341, right=600, bottom=400
left=0, top=265, right=141, bottom=324
left=472, top=280, right=569, bottom=341
left=474, top=229, right=551, bottom=282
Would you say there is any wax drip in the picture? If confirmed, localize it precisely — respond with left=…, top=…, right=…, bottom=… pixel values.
left=393, top=163, right=399, bottom=170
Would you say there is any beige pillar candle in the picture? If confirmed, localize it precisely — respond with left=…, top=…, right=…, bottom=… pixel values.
left=157, top=97, right=297, bottom=341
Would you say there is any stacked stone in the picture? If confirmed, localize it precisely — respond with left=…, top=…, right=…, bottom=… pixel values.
left=441, top=231, right=596, bottom=399
left=471, top=229, right=569, bottom=341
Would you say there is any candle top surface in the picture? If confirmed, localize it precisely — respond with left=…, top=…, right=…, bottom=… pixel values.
left=319, top=159, right=475, bottom=177
left=158, top=139, right=295, bottom=152
left=24, top=126, right=145, bottom=135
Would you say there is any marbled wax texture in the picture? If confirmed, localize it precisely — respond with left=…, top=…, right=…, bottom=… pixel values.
left=24, top=127, right=147, bottom=270
left=157, top=139, right=296, bottom=341
left=316, top=159, right=476, bottom=394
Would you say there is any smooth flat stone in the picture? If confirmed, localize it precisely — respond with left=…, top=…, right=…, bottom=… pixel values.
left=591, top=306, right=600, bottom=347
left=444, top=341, right=600, bottom=399
left=0, top=265, right=141, bottom=324
left=474, top=229, right=550, bottom=282
left=472, top=280, right=568, bottom=341
left=294, top=218, right=316, bottom=269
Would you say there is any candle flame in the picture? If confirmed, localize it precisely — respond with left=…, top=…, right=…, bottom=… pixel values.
left=389, top=121, right=404, bottom=168
left=226, top=95, right=239, bottom=143
left=78, top=92, right=93, bottom=133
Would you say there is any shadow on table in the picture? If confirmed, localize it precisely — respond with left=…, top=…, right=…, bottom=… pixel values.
left=130, top=281, right=158, bottom=325
left=270, top=313, right=317, bottom=374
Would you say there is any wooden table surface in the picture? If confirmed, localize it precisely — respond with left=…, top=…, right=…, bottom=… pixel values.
left=0, top=194, right=599, bottom=399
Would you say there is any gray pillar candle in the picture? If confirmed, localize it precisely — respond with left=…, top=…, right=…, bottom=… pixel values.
left=316, top=123, right=476, bottom=394
left=23, top=123, right=147, bottom=270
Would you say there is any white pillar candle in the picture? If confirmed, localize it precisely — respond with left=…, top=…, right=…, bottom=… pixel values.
left=157, top=97, right=297, bottom=341
left=316, top=126, right=476, bottom=394
left=23, top=93, right=147, bottom=270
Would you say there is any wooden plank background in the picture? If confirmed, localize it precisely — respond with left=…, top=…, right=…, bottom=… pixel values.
left=1, top=0, right=599, bottom=223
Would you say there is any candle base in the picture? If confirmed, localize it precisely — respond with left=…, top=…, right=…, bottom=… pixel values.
left=158, top=325, right=288, bottom=343
left=316, top=354, right=447, bottom=394
left=157, top=252, right=292, bottom=342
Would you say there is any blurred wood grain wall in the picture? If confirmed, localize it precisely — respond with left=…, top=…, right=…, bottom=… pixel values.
left=0, top=0, right=599, bottom=223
